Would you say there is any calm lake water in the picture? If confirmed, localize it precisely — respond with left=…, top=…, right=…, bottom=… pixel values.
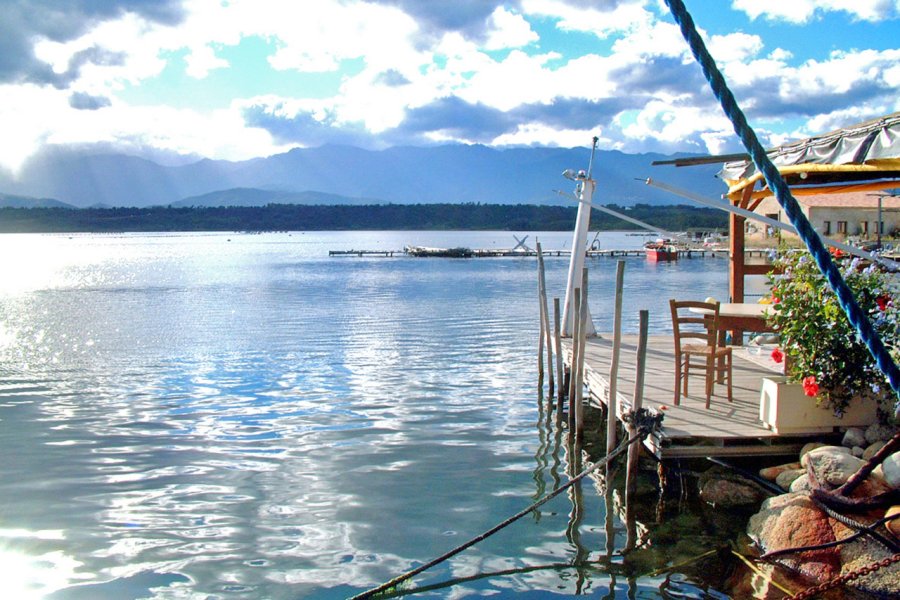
left=1, top=231, right=748, bottom=599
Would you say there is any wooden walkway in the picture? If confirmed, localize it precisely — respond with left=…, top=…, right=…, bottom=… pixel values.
left=566, top=334, right=829, bottom=459
left=329, top=248, right=731, bottom=258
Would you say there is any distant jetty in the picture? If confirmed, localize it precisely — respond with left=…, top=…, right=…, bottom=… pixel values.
left=328, top=245, right=736, bottom=259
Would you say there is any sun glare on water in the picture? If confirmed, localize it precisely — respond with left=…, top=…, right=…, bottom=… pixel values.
left=0, top=530, right=81, bottom=599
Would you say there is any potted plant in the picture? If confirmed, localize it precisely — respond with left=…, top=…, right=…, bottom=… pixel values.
left=760, top=249, right=899, bottom=433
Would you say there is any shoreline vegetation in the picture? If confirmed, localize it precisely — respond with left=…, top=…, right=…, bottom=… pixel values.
left=0, top=203, right=726, bottom=234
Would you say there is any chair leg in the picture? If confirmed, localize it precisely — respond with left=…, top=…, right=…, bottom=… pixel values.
left=704, top=355, right=714, bottom=409
left=726, top=352, right=733, bottom=403
left=673, top=359, right=681, bottom=406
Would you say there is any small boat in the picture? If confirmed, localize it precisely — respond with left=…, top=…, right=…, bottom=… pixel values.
left=404, top=245, right=473, bottom=258
left=645, top=239, right=679, bottom=261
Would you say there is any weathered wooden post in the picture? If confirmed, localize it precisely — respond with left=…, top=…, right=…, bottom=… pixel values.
left=553, top=297, right=564, bottom=411
left=574, top=268, right=589, bottom=440
left=606, top=260, right=625, bottom=456
left=536, top=241, right=554, bottom=398
left=624, top=309, right=648, bottom=553
left=568, top=287, right=581, bottom=431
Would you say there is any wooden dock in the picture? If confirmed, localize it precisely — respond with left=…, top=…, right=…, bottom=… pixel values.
left=328, top=247, right=732, bottom=258
left=564, top=334, right=828, bottom=459
left=328, top=249, right=398, bottom=257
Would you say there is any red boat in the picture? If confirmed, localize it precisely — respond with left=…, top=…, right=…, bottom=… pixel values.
left=644, top=240, right=679, bottom=261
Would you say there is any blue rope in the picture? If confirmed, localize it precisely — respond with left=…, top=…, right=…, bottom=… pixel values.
left=664, top=0, right=900, bottom=415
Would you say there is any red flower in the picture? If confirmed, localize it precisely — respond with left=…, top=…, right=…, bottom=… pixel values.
left=771, top=347, right=784, bottom=363
left=802, top=376, right=819, bottom=397
left=876, top=294, right=891, bottom=311
left=772, top=296, right=780, bottom=304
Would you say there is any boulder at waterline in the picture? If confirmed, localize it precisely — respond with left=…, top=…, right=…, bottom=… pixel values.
left=883, top=452, right=900, bottom=489
left=886, top=505, right=900, bottom=537
left=842, top=427, right=867, bottom=449
left=800, top=444, right=849, bottom=468
left=863, top=440, right=887, bottom=461
left=832, top=516, right=900, bottom=596
left=698, top=467, right=769, bottom=508
left=759, top=462, right=801, bottom=482
left=865, top=423, right=895, bottom=445
left=805, top=446, right=867, bottom=486
left=774, top=468, right=805, bottom=490
left=747, top=492, right=841, bottom=582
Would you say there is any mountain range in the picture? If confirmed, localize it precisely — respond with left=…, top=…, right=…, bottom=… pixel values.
left=0, top=144, right=727, bottom=209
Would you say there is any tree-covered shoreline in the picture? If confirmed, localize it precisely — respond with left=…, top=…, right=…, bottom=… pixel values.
left=0, top=203, right=727, bottom=233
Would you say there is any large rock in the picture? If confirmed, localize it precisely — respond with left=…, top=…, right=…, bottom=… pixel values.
left=799, top=442, right=828, bottom=463
left=789, top=475, right=811, bottom=492
left=884, top=452, right=900, bottom=489
left=775, top=469, right=805, bottom=490
left=699, top=467, right=768, bottom=508
left=886, top=505, right=900, bottom=538
left=800, top=445, right=849, bottom=468
left=833, top=516, right=900, bottom=596
left=747, top=493, right=841, bottom=582
left=759, top=462, right=801, bottom=482
left=842, top=427, right=867, bottom=449
left=806, top=447, right=865, bottom=486
left=863, top=440, right=887, bottom=461
left=865, top=423, right=895, bottom=444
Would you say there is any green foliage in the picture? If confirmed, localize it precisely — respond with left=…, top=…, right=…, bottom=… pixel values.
left=767, top=250, right=899, bottom=415
left=0, top=203, right=727, bottom=233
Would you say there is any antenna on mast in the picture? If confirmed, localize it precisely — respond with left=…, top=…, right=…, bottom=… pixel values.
left=586, top=135, right=599, bottom=179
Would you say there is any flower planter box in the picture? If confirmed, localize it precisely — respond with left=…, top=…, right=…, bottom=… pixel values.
left=759, top=376, right=878, bottom=434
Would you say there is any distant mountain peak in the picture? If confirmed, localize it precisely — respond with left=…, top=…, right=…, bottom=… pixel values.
left=0, top=144, right=725, bottom=208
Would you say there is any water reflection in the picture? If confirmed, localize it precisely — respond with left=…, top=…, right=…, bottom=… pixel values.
left=0, top=232, right=745, bottom=598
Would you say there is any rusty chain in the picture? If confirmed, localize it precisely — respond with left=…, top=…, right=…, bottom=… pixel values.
left=787, top=553, right=900, bottom=600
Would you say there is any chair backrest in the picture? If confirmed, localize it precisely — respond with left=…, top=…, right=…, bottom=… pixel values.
left=669, top=299, right=720, bottom=350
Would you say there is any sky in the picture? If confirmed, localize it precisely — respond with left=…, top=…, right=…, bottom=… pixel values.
left=0, top=0, right=898, bottom=173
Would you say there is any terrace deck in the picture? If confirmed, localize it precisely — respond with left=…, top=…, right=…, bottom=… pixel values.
left=565, top=334, right=835, bottom=459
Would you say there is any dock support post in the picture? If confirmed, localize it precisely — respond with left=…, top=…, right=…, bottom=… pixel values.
left=537, top=242, right=554, bottom=399
left=574, top=268, right=589, bottom=441
left=624, top=309, right=649, bottom=553
left=553, top=297, right=564, bottom=411
left=568, top=287, right=581, bottom=432
left=606, top=261, right=625, bottom=457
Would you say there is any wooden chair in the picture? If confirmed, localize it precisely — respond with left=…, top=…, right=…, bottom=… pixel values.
left=669, top=299, right=733, bottom=408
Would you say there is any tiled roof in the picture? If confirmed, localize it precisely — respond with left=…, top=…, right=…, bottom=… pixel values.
left=798, top=190, right=900, bottom=208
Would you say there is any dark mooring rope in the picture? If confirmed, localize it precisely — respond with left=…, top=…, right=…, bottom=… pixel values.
left=349, top=411, right=662, bottom=600
left=664, top=0, right=900, bottom=414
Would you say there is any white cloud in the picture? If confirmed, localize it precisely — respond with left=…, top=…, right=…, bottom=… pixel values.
left=608, top=19, right=687, bottom=61
left=620, top=100, right=734, bottom=152
left=707, top=32, right=764, bottom=64
left=1, top=0, right=897, bottom=171
left=732, top=0, right=900, bottom=23
left=491, top=123, right=605, bottom=149
left=455, top=50, right=565, bottom=111
left=522, top=0, right=653, bottom=38
left=184, top=45, right=229, bottom=79
left=484, top=7, right=539, bottom=50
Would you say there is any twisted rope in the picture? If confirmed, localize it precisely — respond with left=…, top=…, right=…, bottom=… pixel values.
left=664, top=0, right=900, bottom=415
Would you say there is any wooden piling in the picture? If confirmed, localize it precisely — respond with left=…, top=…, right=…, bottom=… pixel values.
left=574, top=268, right=589, bottom=440
left=553, top=297, right=564, bottom=411
left=624, top=309, right=649, bottom=553
left=536, top=242, right=554, bottom=398
left=606, top=260, right=625, bottom=457
left=568, top=287, right=581, bottom=431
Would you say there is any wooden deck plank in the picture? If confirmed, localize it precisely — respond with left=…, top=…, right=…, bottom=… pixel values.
left=564, top=334, right=832, bottom=458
